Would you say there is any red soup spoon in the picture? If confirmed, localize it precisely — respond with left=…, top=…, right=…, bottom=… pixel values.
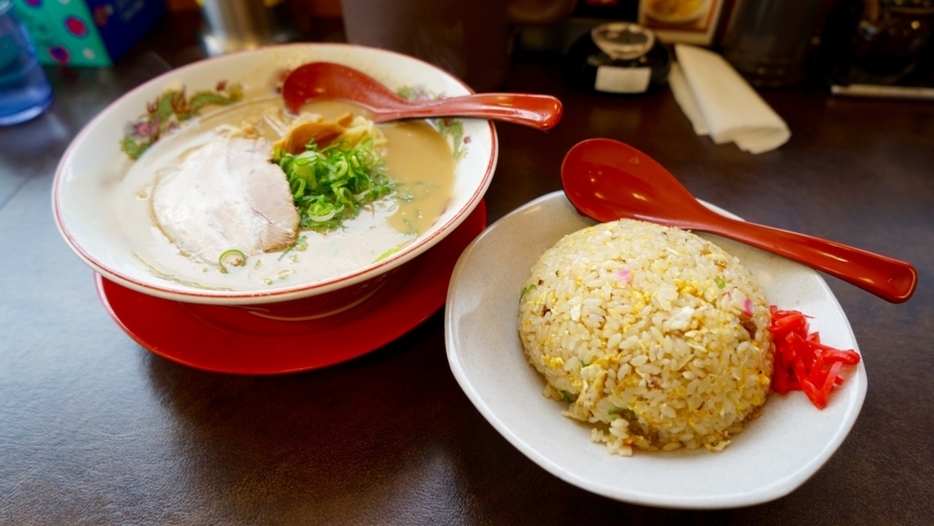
left=560, top=138, right=917, bottom=303
left=281, top=61, right=562, bottom=131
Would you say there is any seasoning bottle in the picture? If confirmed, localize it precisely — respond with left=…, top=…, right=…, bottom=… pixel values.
left=565, top=22, right=671, bottom=95
left=0, top=0, right=53, bottom=125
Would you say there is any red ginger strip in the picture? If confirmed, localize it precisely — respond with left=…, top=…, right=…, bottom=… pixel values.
left=768, top=306, right=861, bottom=409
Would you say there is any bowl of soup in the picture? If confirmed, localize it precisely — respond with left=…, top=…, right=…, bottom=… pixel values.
left=53, top=44, right=497, bottom=320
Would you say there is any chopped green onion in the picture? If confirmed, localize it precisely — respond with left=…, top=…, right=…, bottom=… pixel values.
left=560, top=390, right=576, bottom=403
left=272, top=138, right=395, bottom=231
left=374, top=246, right=401, bottom=262
left=278, top=235, right=308, bottom=261
left=219, top=249, right=247, bottom=273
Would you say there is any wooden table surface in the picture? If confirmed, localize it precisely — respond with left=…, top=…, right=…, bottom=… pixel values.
left=2, top=12, right=933, bottom=525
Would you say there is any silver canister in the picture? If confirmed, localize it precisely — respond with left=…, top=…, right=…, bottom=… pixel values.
left=199, top=0, right=299, bottom=56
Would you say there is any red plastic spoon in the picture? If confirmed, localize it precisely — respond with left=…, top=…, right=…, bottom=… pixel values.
left=281, top=62, right=563, bottom=131
left=561, top=138, right=918, bottom=303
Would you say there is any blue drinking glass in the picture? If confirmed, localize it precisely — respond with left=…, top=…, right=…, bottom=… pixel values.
left=0, top=0, right=53, bottom=126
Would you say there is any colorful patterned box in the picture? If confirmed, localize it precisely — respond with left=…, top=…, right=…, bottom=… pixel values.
left=12, top=0, right=166, bottom=67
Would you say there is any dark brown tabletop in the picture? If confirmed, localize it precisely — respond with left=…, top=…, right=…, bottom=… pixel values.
left=2, top=11, right=932, bottom=525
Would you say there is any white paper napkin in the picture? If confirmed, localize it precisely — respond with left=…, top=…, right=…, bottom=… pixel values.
left=669, top=44, right=791, bottom=154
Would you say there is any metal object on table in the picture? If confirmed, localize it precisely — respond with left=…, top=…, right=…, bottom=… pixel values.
left=721, top=0, right=825, bottom=88
left=198, top=0, right=300, bottom=56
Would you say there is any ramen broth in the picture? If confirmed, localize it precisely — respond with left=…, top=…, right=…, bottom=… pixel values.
left=115, top=97, right=457, bottom=290
left=305, top=100, right=456, bottom=235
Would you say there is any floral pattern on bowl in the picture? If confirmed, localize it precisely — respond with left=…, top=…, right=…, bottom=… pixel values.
left=121, top=81, right=243, bottom=160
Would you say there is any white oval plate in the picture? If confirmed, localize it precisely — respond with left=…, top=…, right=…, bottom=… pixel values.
left=445, top=191, right=866, bottom=509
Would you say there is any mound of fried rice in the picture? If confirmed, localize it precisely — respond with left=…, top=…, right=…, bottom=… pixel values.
left=517, top=219, right=773, bottom=456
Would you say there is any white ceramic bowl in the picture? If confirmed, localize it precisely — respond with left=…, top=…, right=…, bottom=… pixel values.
left=53, top=44, right=496, bottom=320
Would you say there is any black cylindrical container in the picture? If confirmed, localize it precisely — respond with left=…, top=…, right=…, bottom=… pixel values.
left=565, top=22, right=671, bottom=95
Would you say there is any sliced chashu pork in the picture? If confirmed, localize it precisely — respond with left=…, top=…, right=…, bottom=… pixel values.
left=151, top=136, right=299, bottom=265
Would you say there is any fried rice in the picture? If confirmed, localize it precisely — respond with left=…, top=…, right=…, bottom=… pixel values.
left=517, top=219, right=773, bottom=456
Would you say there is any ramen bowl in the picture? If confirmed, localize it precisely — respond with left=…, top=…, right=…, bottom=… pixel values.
left=53, top=44, right=496, bottom=320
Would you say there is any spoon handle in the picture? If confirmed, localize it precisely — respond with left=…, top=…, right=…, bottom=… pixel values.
left=699, top=213, right=918, bottom=303
left=376, top=94, right=563, bottom=131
